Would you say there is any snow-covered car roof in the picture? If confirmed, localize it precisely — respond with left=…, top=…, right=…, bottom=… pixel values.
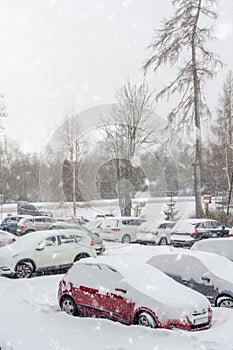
left=147, top=249, right=233, bottom=284
left=0, top=229, right=89, bottom=255
left=191, top=238, right=233, bottom=261
left=75, top=255, right=209, bottom=310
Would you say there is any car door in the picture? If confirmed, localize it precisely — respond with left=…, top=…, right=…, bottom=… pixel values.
left=34, top=217, right=47, bottom=231
left=57, top=233, right=83, bottom=266
left=34, top=235, right=61, bottom=269
left=148, top=254, right=217, bottom=304
left=72, top=263, right=134, bottom=322
left=178, top=255, right=217, bottom=304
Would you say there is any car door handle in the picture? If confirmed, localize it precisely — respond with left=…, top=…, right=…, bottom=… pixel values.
left=115, top=288, right=127, bottom=293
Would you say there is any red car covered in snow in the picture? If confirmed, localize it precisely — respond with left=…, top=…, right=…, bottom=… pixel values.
left=58, top=255, right=212, bottom=331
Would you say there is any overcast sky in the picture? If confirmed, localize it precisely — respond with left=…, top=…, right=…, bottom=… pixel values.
left=0, top=0, right=232, bottom=153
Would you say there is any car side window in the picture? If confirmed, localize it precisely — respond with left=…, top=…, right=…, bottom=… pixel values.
left=59, top=234, right=76, bottom=244
left=44, top=236, right=57, bottom=246
left=34, top=218, right=44, bottom=223
left=70, top=264, right=122, bottom=291
left=210, top=221, right=222, bottom=229
left=159, top=224, right=166, bottom=229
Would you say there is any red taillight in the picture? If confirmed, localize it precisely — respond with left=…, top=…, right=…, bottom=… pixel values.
left=90, top=237, right=95, bottom=246
left=19, top=225, right=25, bottom=229
left=229, top=232, right=233, bottom=237
left=191, top=232, right=197, bottom=238
left=152, top=230, right=158, bottom=236
left=111, top=227, right=121, bottom=231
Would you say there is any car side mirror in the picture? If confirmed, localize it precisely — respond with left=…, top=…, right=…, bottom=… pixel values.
left=35, top=242, right=45, bottom=251
left=201, top=273, right=210, bottom=283
left=222, top=225, right=225, bottom=230
left=115, top=281, right=128, bottom=294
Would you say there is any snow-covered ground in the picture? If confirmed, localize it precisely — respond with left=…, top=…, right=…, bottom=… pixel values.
left=1, top=199, right=233, bottom=349
left=1, top=244, right=233, bottom=350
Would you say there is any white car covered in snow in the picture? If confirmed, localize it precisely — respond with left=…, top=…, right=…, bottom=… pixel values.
left=135, top=220, right=176, bottom=245
left=0, top=229, right=96, bottom=278
left=58, top=255, right=212, bottom=331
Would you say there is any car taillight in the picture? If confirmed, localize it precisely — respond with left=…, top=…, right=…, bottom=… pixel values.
left=229, top=232, right=233, bottom=237
left=111, top=227, right=121, bottom=231
left=191, top=232, right=197, bottom=238
left=90, top=237, right=95, bottom=246
left=152, top=230, right=158, bottom=236
left=19, top=225, right=25, bottom=229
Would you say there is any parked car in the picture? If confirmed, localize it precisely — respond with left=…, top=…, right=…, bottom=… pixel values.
left=170, top=218, right=229, bottom=248
left=191, top=237, right=233, bottom=261
left=17, top=216, right=56, bottom=235
left=146, top=250, right=233, bottom=308
left=58, top=255, right=212, bottom=331
left=0, top=230, right=16, bottom=247
left=0, top=229, right=96, bottom=278
left=56, top=216, right=89, bottom=225
left=49, top=221, right=105, bottom=255
left=135, top=220, right=176, bottom=245
left=1, top=215, right=32, bottom=234
left=85, top=217, right=146, bottom=243
left=17, top=202, right=53, bottom=217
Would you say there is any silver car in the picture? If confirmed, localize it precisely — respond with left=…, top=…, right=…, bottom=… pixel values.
left=85, top=217, right=146, bottom=243
left=146, top=249, right=233, bottom=308
left=17, top=216, right=56, bottom=235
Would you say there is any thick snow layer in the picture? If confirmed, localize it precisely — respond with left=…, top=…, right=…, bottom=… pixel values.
left=0, top=274, right=233, bottom=350
left=1, top=200, right=233, bottom=349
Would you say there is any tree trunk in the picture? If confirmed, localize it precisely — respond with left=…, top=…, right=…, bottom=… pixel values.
left=192, top=0, right=204, bottom=218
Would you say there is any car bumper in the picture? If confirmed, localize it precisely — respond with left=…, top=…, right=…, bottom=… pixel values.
left=170, top=240, right=195, bottom=248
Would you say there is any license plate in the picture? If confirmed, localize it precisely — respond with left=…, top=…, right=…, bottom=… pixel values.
left=193, top=317, right=208, bottom=325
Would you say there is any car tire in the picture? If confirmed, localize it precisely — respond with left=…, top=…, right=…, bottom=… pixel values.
left=61, top=296, right=78, bottom=316
left=137, top=312, right=157, bottom=328
left=15, top=261, right=34, bottom=278
left=73, top=253, right=90, bottom=262
left=158, top=237, right=168, bottom=245
left=217, top=296, right=233, bottom=308
left=121, top=234, right=131, bottom=243
left=25, top=230, right=35, bottom=234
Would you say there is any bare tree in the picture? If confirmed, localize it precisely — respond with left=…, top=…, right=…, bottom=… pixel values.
left=214, top=70, right=233, bottom=188
left=101, top=80, right=156, bottom=216
left=143, top=0, right=222, bottom=217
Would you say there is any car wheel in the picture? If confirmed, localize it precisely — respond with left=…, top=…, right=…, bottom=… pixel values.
left=74, top=253, right=90, bottom=262
left=137, top=312, right=157, bottom=328
left=25, top=230, right=35, bottom=234
left=158, top=237, right=167, bottom=245
left=217, top=296, right=233, bottom=308
left=121, top=234, right=131, bottom=243
left=15, top=261, right=34, bottom=278
left=61, top=296, right=78, bottom=316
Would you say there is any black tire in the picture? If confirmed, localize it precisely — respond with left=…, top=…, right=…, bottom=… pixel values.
left=137, top=312, right=157, bottom=328
left=15, top=261, right=34, bottom=278
left=25, top=230, right=35, bottom=234
left=217, top=297, right=233, bottom=308
left=121, top=234, right=131, bottom=243
left=158, top=237, right=168, bottom=246
left=74, top=253, right=90, bottom=262
left=61, top=296, right=78, bottom=316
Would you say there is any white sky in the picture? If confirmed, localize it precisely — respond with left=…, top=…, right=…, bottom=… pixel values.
left=0, top=0, right=232, bottom=153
